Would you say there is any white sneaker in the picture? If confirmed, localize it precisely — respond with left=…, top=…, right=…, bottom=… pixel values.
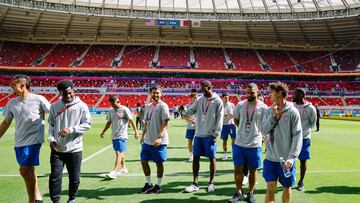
left=222, top=154, right=228, bottom=160
left=183, top=184, right=199, bottom=193
left=120, top=168, right=128, bottom=174
left=242, top=175, right=249, bottom=185
left=106, top=171, right=117, bottom=179
left=207, top=183, right=215, bottom=192
left=188, top=155, right=193, bottom=162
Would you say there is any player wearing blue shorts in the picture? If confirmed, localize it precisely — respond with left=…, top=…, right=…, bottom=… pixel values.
left=220, top=93, right=236, bottom=160
left=0, top=75, right=50, bottom=203
left=139, top=85, right=170, bottom=194
left=228, top=83, right=268, bottom=203
left=262, top=82, right=302, bottom=203
left=183, top=80, right=224, bottom=193
left=292, top=88, right=317, bottom=192
left=100, top=96, right=139, bottom=179
left=180, top=90, right=197, bottom=162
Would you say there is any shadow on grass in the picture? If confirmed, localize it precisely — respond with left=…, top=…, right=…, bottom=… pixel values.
left=305, top=186, right=360, bottom=195
left=167, top=146, right=188, bottom=149
left=40, top=178, right=282, bottom=201
left=139, top=196, right=226, bottom=203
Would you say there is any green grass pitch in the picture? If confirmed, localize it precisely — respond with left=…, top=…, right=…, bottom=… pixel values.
left=0, top=114, right=359, bottom=203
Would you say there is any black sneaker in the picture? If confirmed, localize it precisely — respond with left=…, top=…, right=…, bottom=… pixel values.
left=297, top=181, right=305, bottom=192
left=140, top=183, right=153, bottom=194
left=148, top=184, right=162, bottom=194
left=228, top=192, right=244, bottom=203
left=246, top=192, right=256, bottom=203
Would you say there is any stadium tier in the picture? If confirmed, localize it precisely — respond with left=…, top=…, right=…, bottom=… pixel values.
left=0, top=76, right=359, bottom=109
left=1, top=42, right=360, bottom=72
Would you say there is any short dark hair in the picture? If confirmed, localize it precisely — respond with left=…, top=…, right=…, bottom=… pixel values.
left=57, top=80, right=74, bottom=91
left=269, top=81, right=288, bottom=98
left=247, top=83, right=258, bottom=89
left=222, top=93, right=229, bottom=97
left=109, top=96, right=118, bottom=103
left=295, top=88, right=306, bottom=96
left=12, top=74, right=31, bottom=89
left=150, top=85, right=162, bottom=92
left=200, top=80, right=212, bottom=88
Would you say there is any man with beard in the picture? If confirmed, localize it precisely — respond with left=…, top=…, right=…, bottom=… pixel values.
left=139, top=85, right=170, bottom=194
left=48, top=80, right=92, bottom=203
left=183, top=80, right=224, bottom=193
left=228, top=83, right=268, bottom=203
left=0, top=74, right=50, bottom=203
left=292, top=88, right=317, bottom=192
left=262, top=81, right=302, bottom=203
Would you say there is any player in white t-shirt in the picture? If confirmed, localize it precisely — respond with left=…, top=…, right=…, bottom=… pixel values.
left=100, top=96, right=138, bottom=179
left=220, top=93, right=236, bottom=160
left=0, top=75, right=50, bottom=203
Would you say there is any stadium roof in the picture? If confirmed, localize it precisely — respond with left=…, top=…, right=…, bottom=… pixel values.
left=34, top=0, right=359, bottom=13
left=1, top=1, right=360, bottom=48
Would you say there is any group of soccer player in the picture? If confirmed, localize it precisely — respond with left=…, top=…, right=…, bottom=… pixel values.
left=179, top=80, right=317, bottom=203
left=0, top=74, right=317, bottom=203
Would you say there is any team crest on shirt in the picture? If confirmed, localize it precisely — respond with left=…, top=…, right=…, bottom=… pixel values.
left=283, top=115, right=290, bottom=122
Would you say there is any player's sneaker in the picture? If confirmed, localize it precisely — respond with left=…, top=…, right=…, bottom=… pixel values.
left=120, top=168, right=129, bottom=174
left=140, top=183, right=153, bottom=194
left=148, top=184, right=162, bottom=194
left=228, top=192, right=244, bottom=203
left=106, top=171, right=117, bottom=180
left=222, top=153, right=229, bottom=160
left=183, top=184, right=199, bottom=193
left=297, top=181, right=305, bottom=192
left=246, top=192, right=256, bottom=203
left=242, top=175, right=249, bottom=185
left=207, top=183, right=215, bottom=192
left=67, top=199, right=76, bottom=203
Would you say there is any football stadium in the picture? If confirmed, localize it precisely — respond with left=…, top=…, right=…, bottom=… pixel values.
left=0, top=0, right=360, bottom=202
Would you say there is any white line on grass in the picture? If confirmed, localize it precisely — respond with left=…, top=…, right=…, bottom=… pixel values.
left=82, top=144, right=113, bottom=164
left=62, top=144, right=113, bottom=173
left=1, top=169, right=360, bottom=178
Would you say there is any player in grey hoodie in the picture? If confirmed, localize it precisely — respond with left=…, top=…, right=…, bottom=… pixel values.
left=262, top=81, right=302, bottom=203
left=292, top=88, right=317, bottom=192
left=183, top=80, right=224, bottom=193
left=48, top=80, right=92, bottom=203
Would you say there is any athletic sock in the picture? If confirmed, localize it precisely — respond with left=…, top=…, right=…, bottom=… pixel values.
left=146, top=176, right=152, bottom=184
left=157, top=177, right=162, bottom=186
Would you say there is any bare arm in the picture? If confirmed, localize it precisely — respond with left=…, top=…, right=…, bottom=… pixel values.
left=100, top=121, right=112, bottom=138
left=140, top=121, right=148, bottom=144
left=0, top=118, right=12, bottom=138
left=129, top=118, right=139, bottom=139
left=234, top=118, right=239, bottom=127
left=154, top=120, right=169, bottom=146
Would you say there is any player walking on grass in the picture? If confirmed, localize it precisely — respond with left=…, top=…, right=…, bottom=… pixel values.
left=228, top=83, right=268, bottom=203
left=48, top=80, right=92, bottom=203
left=180, top=90, right=198, bottom=162
left=262, top=81, right=302, bottom=203
left=0, top=74, right=50, bottom=203
left=183, top=80, right=224, bottom=193
left=292, top=88, right=317, bottom=192
left=220, top=93, right=236, bottom=160
left=100, top=96, right=139, bottom=179
left=139, top=85, right=170, bottom=194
